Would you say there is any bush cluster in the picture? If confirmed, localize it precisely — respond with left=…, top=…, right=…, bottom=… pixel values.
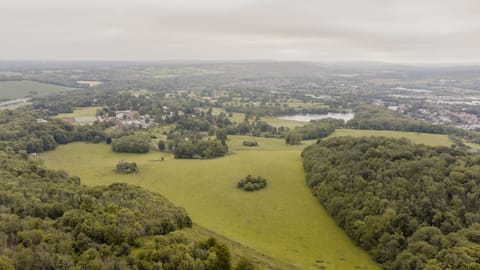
left=242, top=141, right=258, bottom=147
left=237, top=175, right=267, bottom=191
left=115, top=161, right=138, bottom=174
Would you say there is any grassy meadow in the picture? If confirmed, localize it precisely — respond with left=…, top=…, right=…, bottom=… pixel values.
left=40, top=130, right=461, bottom=269
left=55, top=107, right=102, bottom=124
left=42, top=135, right=379, bottom=270
left=0, top=80, right=75, bottom=99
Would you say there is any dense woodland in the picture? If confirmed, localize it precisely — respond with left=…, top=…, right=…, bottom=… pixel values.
left=0, top=152, right=258, bottom=270
left=302, top=137, right=480, bottom=269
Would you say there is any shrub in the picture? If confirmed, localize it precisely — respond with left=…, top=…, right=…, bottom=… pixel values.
left=237, top=175, right=267, bottom=191
left=116, top=161, right=138, bottom=174
left=242, top=141, right=258, bottom=147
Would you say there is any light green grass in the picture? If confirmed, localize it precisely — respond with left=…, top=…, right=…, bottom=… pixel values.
left=0, top=80, right=75, bottom=99
left=55, top=107, right=102, bottom=124
left=329, top=129, right=454, bottom=146
left=181, top=224, right=302, bottom=270
left=41, top=136, right=379, bottom=270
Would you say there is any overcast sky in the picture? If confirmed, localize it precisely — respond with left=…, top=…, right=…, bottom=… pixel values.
left=1, top=0, right=479, bottom=63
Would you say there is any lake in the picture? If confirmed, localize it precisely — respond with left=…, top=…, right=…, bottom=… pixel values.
left=278, top=112, right=355, bottom=122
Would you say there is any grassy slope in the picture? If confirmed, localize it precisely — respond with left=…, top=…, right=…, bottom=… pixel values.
left=183, top=224, right=303, bottom=270
left=0, top=80, right=75, bottom=99
left=55, top=107, right=102, bottom=124
left=41, top=136, right=379, bottom=270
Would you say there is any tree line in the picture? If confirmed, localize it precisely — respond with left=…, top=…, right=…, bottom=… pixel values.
left=302, top=136, right=480, bottom=269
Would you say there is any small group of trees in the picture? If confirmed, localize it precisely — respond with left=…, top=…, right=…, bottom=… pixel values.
left=285, top=119, right=344, bottom=145
left=111, top=135, right=150, bottom=153
left=242, top=140, right=258, bottom=147
left=174, top=139, right=228, bottom=159
left=237, top=175, right=267, bottom=191
left=115, top=161, right=138, bottom=174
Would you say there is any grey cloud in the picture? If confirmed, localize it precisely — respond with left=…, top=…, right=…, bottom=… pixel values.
left=0, top=0, right=479, bottom=63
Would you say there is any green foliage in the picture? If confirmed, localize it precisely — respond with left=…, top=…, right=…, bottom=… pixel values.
left=174, top=139, right=228, bottom=159
left=0, top=256, right=14, bottom=270
left=115, top=160, right=138, bottom=174
left=302, top=136, right=480, bottom=269
left=0, top=107, right=106, bottom=153
left=111, top=135, right=150, bottom=153
left=0, top=152, right=239, bottom=269
left=242, top=141, right=258, bottom=147
left=234, top=259, right=257, bottom=270
left=0, top=152, right=208, bottom=269
left=158, top=139, right=166, bottom=151
left=237, top=175, right=267, bottom=191
left=286, top=119, right=343, bottom=144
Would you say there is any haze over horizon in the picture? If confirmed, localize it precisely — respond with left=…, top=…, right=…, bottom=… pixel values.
left=1, top=0, right=480, bottom=64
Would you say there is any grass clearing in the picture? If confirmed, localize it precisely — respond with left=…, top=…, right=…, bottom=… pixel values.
left=329, top=129, right=454, bottom=146
left=55, top=106, right=102, bottom=124
left=41, top=135, right=379, bottom=270
left=0, top=80, right=75, bottom=99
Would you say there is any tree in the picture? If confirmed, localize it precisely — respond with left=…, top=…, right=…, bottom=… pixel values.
left=216, top=129, right=228, bottom=144
left=158, top=140, right=166, bottom=151
left=115, top=161, right=139, bottom=174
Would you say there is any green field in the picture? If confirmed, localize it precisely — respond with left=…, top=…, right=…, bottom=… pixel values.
left=0, top=80, right=75, bottom=99
left=56, top=107, right=102, bottom=124
left=329, top=129, right=454, bottom=146
left=41, top=135, right=379, bottom=270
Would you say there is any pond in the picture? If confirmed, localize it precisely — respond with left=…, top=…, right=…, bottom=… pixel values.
left=278, top=112, right=355, bottom=122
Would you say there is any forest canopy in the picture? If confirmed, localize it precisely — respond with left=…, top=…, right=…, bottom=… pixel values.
left=0, top=152, right=243, bottom=270
left=302, top=137, right=480, bottom=269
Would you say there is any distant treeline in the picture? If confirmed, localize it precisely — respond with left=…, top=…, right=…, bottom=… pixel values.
left=348, top=106, right=480, bottom=144
left=303, top=137, right=480, bottom=269
left=286, top=119, right=344, bottom=144
left=0, top=108, right=108, bottom=153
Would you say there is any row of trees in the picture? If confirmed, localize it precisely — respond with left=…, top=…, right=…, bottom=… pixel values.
left=302, top=137, right=480, bottom=269
left=285, top=119, right=344, bottom=144
left=174, top=139, right=228, bottom=159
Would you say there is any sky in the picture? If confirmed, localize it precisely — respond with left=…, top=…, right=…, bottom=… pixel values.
left=1, top=0, right=479, bottom=63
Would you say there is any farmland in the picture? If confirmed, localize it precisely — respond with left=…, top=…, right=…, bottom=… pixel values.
left=0, top=80, right=75, bottom=99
